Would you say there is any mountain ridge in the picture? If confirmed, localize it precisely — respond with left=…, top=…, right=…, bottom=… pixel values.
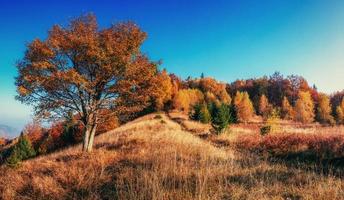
left=0, top=124, right=18, bottom=139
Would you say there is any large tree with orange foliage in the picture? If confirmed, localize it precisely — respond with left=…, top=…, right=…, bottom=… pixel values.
left=15, top=14, right=159, bottom=152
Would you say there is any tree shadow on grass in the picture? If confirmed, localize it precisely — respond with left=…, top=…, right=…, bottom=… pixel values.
left=266, top=151, right=344, bottom=177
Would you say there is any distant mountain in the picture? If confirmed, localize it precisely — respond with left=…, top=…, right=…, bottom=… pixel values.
left=0, top=125, right=18, bottom=139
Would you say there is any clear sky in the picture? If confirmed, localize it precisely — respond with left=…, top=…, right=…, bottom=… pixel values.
left=1, top=0, right=344, bottom=130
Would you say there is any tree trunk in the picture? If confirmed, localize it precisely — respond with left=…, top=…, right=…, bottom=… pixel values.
left=82, top=125, right=91, bottom=152
left=86, top=124, right=97, bottom=152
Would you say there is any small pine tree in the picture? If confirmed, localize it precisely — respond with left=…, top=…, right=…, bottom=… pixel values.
left=6, top=133, right=36, bottom=167
left=199, top=104, right=211, bottom=124
left=211, top=103, right=231, bottom=134
left=190, top=104, right=202, bottom=121
left=190, top=103, right=211, bottom=124
left=15, top=133, right=36, bottom=160
left=6, top=148, right=21, bottom=168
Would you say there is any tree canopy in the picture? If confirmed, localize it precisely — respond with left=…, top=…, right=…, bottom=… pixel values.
left=15, top=14, right=160, bottom=152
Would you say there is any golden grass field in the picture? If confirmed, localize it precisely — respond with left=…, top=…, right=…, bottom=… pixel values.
left=0, top=112, right=343, bottom=200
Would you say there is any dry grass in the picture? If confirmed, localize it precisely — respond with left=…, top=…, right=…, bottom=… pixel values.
left=0, top=113, right=343, bottom=199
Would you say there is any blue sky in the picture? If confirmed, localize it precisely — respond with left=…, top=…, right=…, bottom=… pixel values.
left=1, top=0, right=344, bottom=130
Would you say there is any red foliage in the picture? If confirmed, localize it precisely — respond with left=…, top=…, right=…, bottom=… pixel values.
left=0, top=137, right=6, bottom=146
left=23, top=122, right=45, bottom=147
left=48, top=122, right=64, bottom=140
left=235, top=132, right=344, bottom=160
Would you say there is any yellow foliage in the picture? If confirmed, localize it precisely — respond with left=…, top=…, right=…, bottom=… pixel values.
left=152, top=70, right=173, bottom=110
left=234, top=91, right=254, bottom=123
left=258, top=94, right=272, bottom=119
left=281, top=96, right=294, bottom=120
left=294, top=91, right=315, bottom=123
left=335, top=99, right=344, bottom=124
left=173, top=89, right=204, bottom=113
left=316, top=93, right=334, bottom=124
left=199, top=77, right=231, bottom=104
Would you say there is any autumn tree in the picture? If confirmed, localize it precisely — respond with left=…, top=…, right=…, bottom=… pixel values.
left=173, top=89, right=204, bottom=113
left=316, top=94, right=334, bottom=124
left=151, top=69, right=173, bottom=110
left=205, top=91, right=218, bottom=104
left=258, top=94, right=272, bottom=119
left=335, top=99, right=344, bottom=124
left=234, top=91, right=254, bottom=123
left=281, top=96, right=294, bottom=120
left=23, top=122, right=44, bottom=149
left=294, top=91, right=315, bottom=123
left=0, top=137, right=6, bottom=146
left=198, top=77, right=231, bottom=104
left=15, top=14, right=159, bottom=152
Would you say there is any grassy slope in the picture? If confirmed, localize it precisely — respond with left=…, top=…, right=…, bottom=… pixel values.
left=0, top=113, right=343, bottom=200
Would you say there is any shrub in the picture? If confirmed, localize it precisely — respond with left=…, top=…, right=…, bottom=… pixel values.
left=265, top=108, right=280, bottom=133
left=260, top=126, right=271, bottom=136
left=154, top=114, right=163, bottom=119
left=235, top=132, right=344, bottom=162
left=38, top=134, right=54, bottom=155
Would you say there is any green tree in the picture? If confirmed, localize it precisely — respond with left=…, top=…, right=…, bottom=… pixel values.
left=190, top=103, right=211, bottom=124
left=199, top=104, right=211, bottom=123
left=6, top=148, right=21, bottom=168
left=6, top=133, right=36, bottom=167
left=211, top=103, right=231, bottom=134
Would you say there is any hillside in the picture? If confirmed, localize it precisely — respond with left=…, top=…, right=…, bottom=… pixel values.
left=0, top=113, right=343, bottom=199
